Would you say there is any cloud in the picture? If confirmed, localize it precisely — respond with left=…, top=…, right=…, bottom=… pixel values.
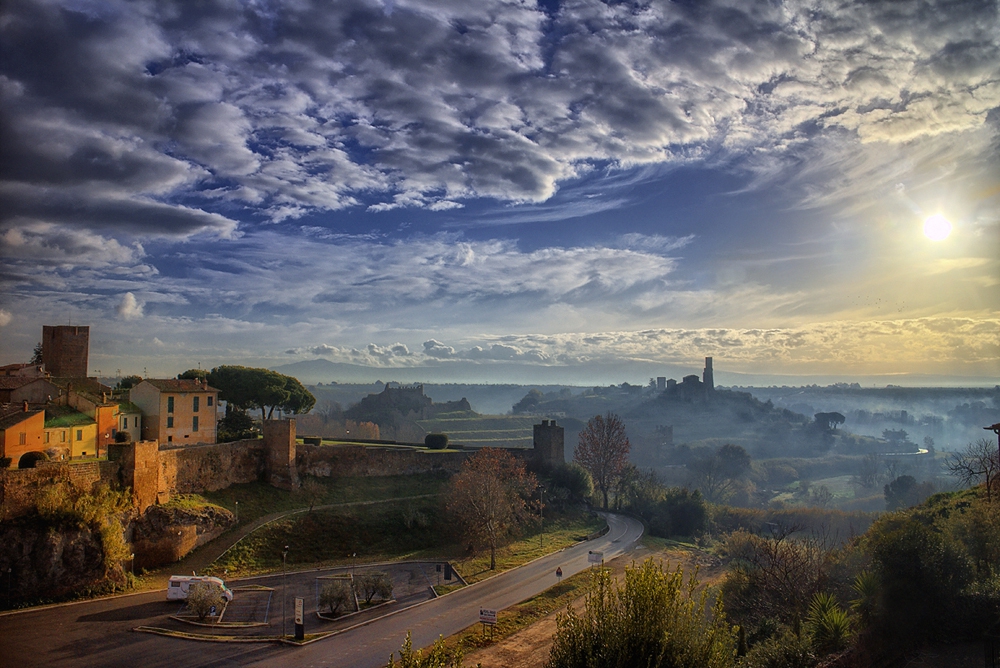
left=116, top=292, right=143, bottom=320
left=0, top=309, right=10, bottom=327
left=2, top=0, right=995, bottom=231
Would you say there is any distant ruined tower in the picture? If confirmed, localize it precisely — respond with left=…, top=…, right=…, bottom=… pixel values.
left=533, top=420, right=565, bottom=466
left=703, top=357, right=715, bottom=392
left=42, top=325, right=90, bottom=377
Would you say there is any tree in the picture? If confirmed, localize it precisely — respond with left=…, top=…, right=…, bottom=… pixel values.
left=947, top=437, right=1000, bottom=501
left=186, top=581, right=226, bottom=621
left=29, top=342, right=43, bottom=365
left=446, top=447, right=537, bottom=570
left=884, top=475, right=935, bottom=511
left=115, top=375, right=143, bottom=391
left=547, top=559, right=736, bottom=668
left=386, top=631, right=464, bottom=668
left=206, top=365, right=315, bottom=419
left=355, top=572, right=393, bottom=604
left=813, top=412, right=845, bottom=431
left=178, top=368, right=208, bottom=380
left=575, top=413, right=631, bottom=510
left=217, top=407, right=257, bottom=442
left=512, top=389, right=544, bottom=414
left=319, top=579, right=354, bottom=616
left=686, top=444, right=752, bottom=504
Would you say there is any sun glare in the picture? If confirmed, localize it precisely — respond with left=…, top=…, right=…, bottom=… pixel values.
left=923, top=214, right=952, bottom=241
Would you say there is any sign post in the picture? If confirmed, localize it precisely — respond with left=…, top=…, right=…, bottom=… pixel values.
left=479, top=607, right=498, bottom=639
left=587, top=550, right=604, bottom=565
left=294, top=597, right=304, bottom=641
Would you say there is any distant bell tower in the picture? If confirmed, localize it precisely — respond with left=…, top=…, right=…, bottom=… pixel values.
left=533, top=420, right=565, bottom=466
left=42, top=325, right=90, bottom=378
left=703, top=357, right=714, bottom=392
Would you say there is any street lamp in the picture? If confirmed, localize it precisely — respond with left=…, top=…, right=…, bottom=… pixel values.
left=235, top=500, right=239, bottom=524
left=281, top=545, right=289, bottom=639
left=539, top=486, right=545, bottom=550
left=129, top=553, right=135, bottom=577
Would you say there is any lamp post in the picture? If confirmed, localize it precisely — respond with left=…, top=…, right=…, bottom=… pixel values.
left=282, top=545, right=289, bottom=639
left=539, top=486, right=545, bottom=550
left=234, top=500, right=239, bottom=524
left=129, top=553, right=135, bottom=577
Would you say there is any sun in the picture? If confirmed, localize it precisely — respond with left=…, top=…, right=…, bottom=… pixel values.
left=923, top=214, right=952, bottom=241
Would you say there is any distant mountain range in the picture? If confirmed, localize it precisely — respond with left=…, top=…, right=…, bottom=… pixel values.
left=271, top=358, right=998, bottom=389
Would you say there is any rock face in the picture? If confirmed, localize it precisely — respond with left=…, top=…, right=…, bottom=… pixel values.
left=0, top=518, right=107, bottom=603
left=131, top=504, right=235, bottom=570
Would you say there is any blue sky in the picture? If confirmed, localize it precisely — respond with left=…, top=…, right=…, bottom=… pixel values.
left=1, top=0, right=998, bottom=386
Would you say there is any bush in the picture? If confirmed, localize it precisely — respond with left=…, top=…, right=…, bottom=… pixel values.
left=550, top=462, right=594, bottom=503
left=548, top=559, right=736, bottom=668
left=114, top=431, right=132, bottom=444
left=647, top=488, right=708, bottom=538
left=0, top=456, right=11, bottom=469
left=387, top=631, right=464, bottom=668
left=424, top=433, right=449, bottom=449
left=805, top=592, right=852, bottom=653
left=740, top=628, right=816, bottom=668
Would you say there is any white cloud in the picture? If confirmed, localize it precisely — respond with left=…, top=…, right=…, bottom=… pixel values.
left=0, top=309, right=11, bottom=327
left=116, top=292, right=143, bottom=320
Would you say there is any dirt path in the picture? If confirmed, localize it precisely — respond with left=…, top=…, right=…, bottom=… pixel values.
left=463, top=541, right=727, bottom=668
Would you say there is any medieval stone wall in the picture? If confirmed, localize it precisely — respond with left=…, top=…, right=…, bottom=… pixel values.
left=297, top=443, right=470, bottom=478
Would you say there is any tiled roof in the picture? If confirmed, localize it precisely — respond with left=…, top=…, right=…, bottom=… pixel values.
left=142, top=379, right=219, bottom=393
left=0, top=377, right=35, bottom=390
left=0, top=407, right=43, bottom=431
left=117, top=401, right=142, bottom=413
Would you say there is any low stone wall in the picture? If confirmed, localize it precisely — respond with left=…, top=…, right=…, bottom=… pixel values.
left=297, top=444, right=471, bottom=478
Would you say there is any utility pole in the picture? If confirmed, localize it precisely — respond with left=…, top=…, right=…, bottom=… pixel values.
left=539, top=486, right=545, bottom=550
left=282, top=545, right=289, bottom=639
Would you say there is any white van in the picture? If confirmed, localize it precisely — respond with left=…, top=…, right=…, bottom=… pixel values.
left=167, top=575, right=234, bottom=602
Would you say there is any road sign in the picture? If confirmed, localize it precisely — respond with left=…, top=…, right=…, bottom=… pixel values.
left=587, top=550, right=603, bottom=564
left=294, top=597, right=304, bottom=625
left=479, top=608, right=498, bottom=625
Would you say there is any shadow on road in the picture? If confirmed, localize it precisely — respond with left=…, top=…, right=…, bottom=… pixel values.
left=76, top=601, right=173, bottom=623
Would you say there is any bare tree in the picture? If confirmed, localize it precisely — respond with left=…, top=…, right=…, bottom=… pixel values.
left=575, top=413, right=631, bottom=509
left=446, top=447, right=537, bottom=570
left=947, top=437, right=1000, bottom=502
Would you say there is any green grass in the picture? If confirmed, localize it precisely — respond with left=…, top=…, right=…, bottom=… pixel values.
left=452, top=512, right=605, bottom=584
left=202, top=472, right=450, bottom=525
left=161, top=494, right=229, bottom=512
left=416, top=415, right=538, bottom=448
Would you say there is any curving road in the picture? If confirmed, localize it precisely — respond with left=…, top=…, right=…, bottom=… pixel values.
left=0, top=513, right=643, bottom=668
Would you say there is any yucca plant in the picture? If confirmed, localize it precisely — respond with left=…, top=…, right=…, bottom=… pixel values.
left=805, top=592, right=852, bottom=654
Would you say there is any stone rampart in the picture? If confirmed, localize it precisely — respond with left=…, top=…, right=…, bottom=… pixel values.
left=297, top=444, right=471, bottom=478
left=156, top=439, right=266, bottom=499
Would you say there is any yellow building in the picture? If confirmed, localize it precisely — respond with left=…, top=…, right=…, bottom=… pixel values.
left=130, top=379, right=219, bottom=445
left=43, top=407, right=98, bottom=459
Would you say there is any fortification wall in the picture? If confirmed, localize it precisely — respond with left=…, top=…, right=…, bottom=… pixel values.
left=156, top=439, right=266, bottom=499
left=297, top=444, right=470, bottom=478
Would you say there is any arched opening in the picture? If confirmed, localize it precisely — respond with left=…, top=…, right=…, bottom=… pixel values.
left=18, top=451, right=48, bottom=469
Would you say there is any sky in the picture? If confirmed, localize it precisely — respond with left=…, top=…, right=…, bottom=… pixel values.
left=1, top=0, right=998, bottom=387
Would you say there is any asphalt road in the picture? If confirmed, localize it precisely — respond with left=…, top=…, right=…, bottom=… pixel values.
left=0, top=513, right=643, bottom=668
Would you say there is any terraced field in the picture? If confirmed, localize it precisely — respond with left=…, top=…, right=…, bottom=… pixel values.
left=417, top=412, right=537, bottom=448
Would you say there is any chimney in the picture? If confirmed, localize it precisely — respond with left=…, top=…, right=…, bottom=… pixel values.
left=23, top=401, right=29, bottom=412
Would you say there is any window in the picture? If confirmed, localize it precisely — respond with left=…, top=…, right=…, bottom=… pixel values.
left=168, top=436, right=173, bottom=443
left=134, top=416, right=139, bottom=428
left=207, top=396, right=213, bottom=407
left=19, top=432, right=26, bottom=445
left=61, top=431, right=66, bottom=442
left=45, top=432, right=50, bottom=444
left=167, top=396, right=174, bottom=413
left=122, top=417, right=128, bottom=430
left=193, top=396, right=200, bottom=412
left=167, top=416, right=174, bottom=428
left=193, top=416, right=199, bottom=431
left=76, top=429, right=83, bottom=441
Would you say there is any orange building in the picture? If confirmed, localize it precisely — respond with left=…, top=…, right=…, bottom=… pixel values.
left=0, top=405, right=46, bottom=467
left=130, top=379, right=219, bottom=445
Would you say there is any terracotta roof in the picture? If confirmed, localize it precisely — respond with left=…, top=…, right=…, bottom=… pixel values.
left=0, top=407, right=43, bottom=431
left=142, top=379, right=219, bottom=393
left=0, top=377, right=35, bottom=390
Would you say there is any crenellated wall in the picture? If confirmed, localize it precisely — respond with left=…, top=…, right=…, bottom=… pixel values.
left=297, top=443, right=471, bottom=478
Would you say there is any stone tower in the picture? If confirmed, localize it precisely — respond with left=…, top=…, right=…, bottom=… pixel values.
left=703, top=357, right=714, bottom=392
left=42, top=325, right=90, bottom=377
left=533, top=419, right=565, bottom=466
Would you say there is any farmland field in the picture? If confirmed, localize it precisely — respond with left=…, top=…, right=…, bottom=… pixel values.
left=417, top=413, right=537, bottom=448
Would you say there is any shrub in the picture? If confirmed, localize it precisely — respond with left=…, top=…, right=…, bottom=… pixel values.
left=805, top=592, right=851, bottom=653
left=114, top=431, right=132, bottom=444
left=547, top=559, right=736, bottom=668
left=739, top=628, right=816, bottom=668
left=647, top=488, right=708, bottom=538
left=0, top=456, right=11, bottom=469
left=424, top=433, right=449, bottom=449
left=550, top=462, right=594, bottom=503
left=387, top=631, right=463, bottom=668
